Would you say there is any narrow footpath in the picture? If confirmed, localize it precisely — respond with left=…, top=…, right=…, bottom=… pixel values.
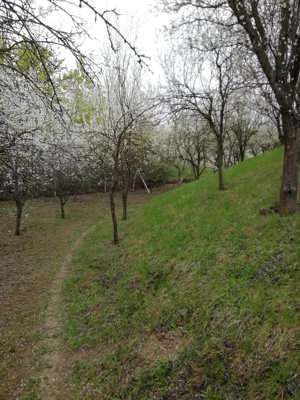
left=38, top=225, right=95, bottom=400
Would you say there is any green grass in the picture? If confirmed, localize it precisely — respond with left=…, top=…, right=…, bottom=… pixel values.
left=63, top=148, right=300, bottom=399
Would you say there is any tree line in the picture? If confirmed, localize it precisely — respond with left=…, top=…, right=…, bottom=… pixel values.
left=0, top=0, right=298, bottom=244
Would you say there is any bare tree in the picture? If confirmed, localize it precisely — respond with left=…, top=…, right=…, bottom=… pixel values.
left=226, top=96, right=261, bottom=164
left=119, top=125, right=151, bottom=220
left=0, top=0, right=145, bottom=102
left=171, top=113, right=210, bottom=180
left=0, top=71, right=46, bottom=235
left=163, top=42, right=239, bottom=189
left=163, top=0, right=300, bottom=214
left=95, top=45, right=157, bottom=244
left=45, top=137, right=83, bottom=219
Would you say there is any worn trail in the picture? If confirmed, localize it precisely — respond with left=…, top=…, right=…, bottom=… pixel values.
left=38, top=225, right=95, bottom=400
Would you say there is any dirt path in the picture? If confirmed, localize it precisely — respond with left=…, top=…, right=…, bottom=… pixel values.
left=38, top=225, right=96, bottom=400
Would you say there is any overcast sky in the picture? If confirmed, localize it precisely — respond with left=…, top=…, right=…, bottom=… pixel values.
left=48, top=0, right=170, bottom=81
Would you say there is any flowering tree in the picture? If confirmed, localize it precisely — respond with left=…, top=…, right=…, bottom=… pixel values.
left=0, top=70, right=47, bottom=234
left=87, top=43, right=158, bottom=244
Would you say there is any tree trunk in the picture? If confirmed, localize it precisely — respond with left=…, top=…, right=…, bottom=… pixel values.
left=217, top=138, right=226, bottom=190
left=239, top=144, right=245, bottom=162
left=110, top=178, right=119, bottom=244
left=192, top=164, right=198, bottom=180
left=59, top=196, right=65, bottom=219
left=279, top=124, right=300, bottom=215
left=60, top=202, right=65, bottom=219
left=276, top=113, right=285, bottom=145
left=121, top=170, right=130, bottom=220
left=15, top=200, right=23, bottom=236
left=122, top=190, right=128, bottom=220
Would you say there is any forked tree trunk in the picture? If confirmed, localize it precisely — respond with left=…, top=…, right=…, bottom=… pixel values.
left=110, top=178, right=119, bottom=245
left=15, top=200, right=23, bottom=236
left=279, top=124, right=300, bottom=215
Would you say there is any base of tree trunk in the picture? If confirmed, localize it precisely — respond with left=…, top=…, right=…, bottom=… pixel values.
left=110, top=187, right=119, bottom=245
left=217, top=166, right=226, bottom=191
left=15, top=203, right=23, bottom=236
left=122, top=193, right=128, bottom=220
left=279, top=126, right=300, bottom=215
left=60, top=206, right=65, bottom=219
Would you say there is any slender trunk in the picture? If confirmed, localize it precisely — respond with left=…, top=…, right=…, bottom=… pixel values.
left=240, top=144, right=245, bottom=162
left=15, top=200, right=23, bottom=236
left=110, top=178, right=119, bottom=244
left=122, top=174, right=129, bottom=221
left=122, top=191, right=128, bottom=220
left=279, top=123, right=300, bottom=215
left=60, top=202, right=65, bottom=219
left=58, top=196, right=65, bottom=219
left=191, top=164, right=197, bottom=180
left=195, top=164, right=201, bottom=180
left=217, top=138, right=226, bottom=190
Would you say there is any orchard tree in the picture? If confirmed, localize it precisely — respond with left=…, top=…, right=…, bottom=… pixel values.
left=105, top=56, right=152, bottom=243
left=163, top=43, right=239, bottom=190
left=171, top=113, right=210, bottom=180
left=44, top=132, right=83, bottom=219
left=0, top=71, right=47, bottom=235
left=163, top=0, right=300, bottom=214
left=226, top=96, right=260, bottom=164
left=94, top=44, right=158, bottom=244
left=165, top=133, right=187, bottom=182
left=120, top=121, right=155, bottom=220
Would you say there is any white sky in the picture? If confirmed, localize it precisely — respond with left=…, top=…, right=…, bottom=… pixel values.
left=46, top=0, right=170, bottom=82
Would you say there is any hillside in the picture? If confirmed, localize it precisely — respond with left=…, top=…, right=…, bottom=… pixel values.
left=63, top=148, right=300, bottom=400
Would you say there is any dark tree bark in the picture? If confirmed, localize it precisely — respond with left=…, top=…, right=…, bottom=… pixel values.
left=122, top=190, right=128, bottom=220
left=217, top=137, right=226, bottom=190
left=280, top=117, right=300, bottom=215
left=121, top=165, right=130, bottom=220
left=60, top=200, right=65, bottom=219
left=58, top=195, right=67, bottom=219
left=15, top=199, right=23, bottom=236
left=110, top=176, right=119, bottom=244
left=122, top=179, right=129, bottom=221
left=275, top=112, right=285, bottom=146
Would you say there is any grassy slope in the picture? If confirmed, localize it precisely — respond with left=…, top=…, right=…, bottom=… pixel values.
left=64, top=148, right=300, bottom=400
